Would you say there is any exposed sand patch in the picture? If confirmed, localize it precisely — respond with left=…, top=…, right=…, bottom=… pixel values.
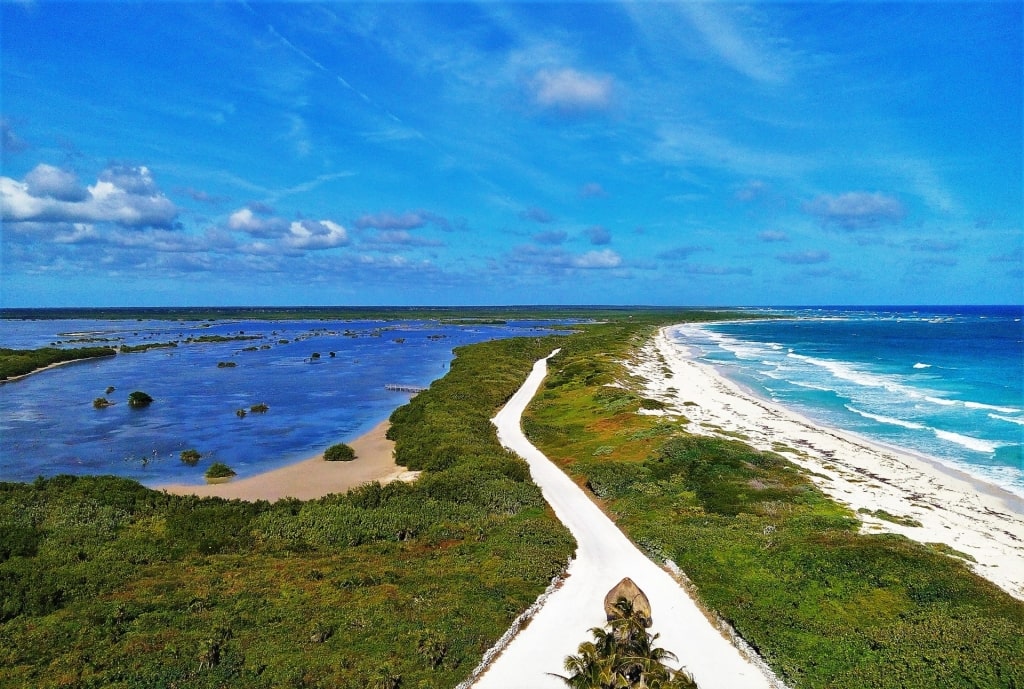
left=159, top=421, right=418, bottom=501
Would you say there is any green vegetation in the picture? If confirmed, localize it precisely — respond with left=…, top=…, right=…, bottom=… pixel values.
left=180, top=449, right=202, bottom=466
left=0, top=346, right=116, bottom=381
left=0, top=332, right=575, bottom=688
left=204, top=462, right=236, bottom=480
left=526, top=320, right=1024, bottom=689
left=249, top=403, right=269, bottom=414
left=556, top=597, right=696, bottom=689
left=324, top=443, right=356, bottom=462
left=189, top=334, right=262, bottom=344
left=126, top=391, right=154, bottom=409
left=858, top=507, right=924, bottom=528
left=217, top=361, right=237, bottom=368
left=92, top=397, right=113, bottom=409
left=120, top=341, right=178, bottom=353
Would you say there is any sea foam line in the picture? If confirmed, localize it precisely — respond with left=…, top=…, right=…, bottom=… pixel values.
left=845, top=406, right=924, bottom=430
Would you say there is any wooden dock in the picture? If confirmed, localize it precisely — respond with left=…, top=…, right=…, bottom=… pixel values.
left=385, top=384, right=428, bottom=393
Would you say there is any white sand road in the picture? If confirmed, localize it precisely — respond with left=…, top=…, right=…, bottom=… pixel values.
left=470, top=350, right=778, bottom=689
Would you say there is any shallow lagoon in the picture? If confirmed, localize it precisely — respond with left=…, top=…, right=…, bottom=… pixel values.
left=0, top=317, right=566, bottom=485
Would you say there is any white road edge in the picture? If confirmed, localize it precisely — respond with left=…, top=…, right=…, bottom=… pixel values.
left=469, top=350, right=780, bottom=689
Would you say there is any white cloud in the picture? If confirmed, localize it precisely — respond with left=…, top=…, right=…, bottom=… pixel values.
left=776, top=250, right=830, bottom=265
left=804, top=192, right=905, bottom=230
left=227, top=207, right=288, bottom=237
left=24, top=164, right=89, bottom=201
left=354, top=211, right=428, bottom=231
left=1, top=164, right=178, bottom=229
left=284, top=219, right=349, bottom=250
left=758, top=230, right=789, bottom=242
left=572, top=249, right=621, bottom=269
left=678, top=4, right=788, bottom=84
left=530, top=68, right=614, bottom=112
left=585, top=226, right=612, bottom=245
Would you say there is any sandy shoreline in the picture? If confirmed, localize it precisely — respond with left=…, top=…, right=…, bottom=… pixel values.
left=159, top=420, right=419, bottom=501
left=635, top=326, right=1024, bottom=600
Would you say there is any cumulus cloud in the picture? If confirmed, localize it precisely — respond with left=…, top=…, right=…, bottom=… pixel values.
left=657, top=245, right=708, bottom=261
left=529, top=68, right=614, bottom=113
left=573, top=249, right=621, bottom=268
left=1, top=163, right=179, bottom=229
left=361, top=230, right=443, bottom=248
left=520, top=206, right=554, bottom=223
left=758, top=230, right=789, bottom=242
left=283, top=219, right=349, bottom=250
left=776, top=250, right=830, bottom=265
left=24, top=164, right=89, bottom=201
left=227, top=206, right=289, bottom=237
left=533, top=230, right=568, bottom=245
left=585, top=226, right=612, bottom=245
left=355, top=211, right=429, bottom=231
left=804, top=192, right=904, bottom=230
left=508, top=245, right=622, bottom=271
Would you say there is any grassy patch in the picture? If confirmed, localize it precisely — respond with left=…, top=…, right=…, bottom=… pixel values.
left=858, top=508, right=924, bottom=528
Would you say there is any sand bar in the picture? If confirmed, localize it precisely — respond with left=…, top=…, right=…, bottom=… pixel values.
left=160, top=420, right=418, bottom=501
left=637, top=326, right=1024, bottom=600
left=471, top=350, right=780, bottom=689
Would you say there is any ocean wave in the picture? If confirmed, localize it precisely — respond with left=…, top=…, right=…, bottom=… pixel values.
left=787, top=351, right=926, bottom=399
left=964, top=401, right=1022, bottom=414
left=924, top=396, right=957, bottom=406
left=990, top=413, right=1024, bottom=426
left=913, top=362, right=931, bottom=369
left=845, top=405, right=925, bottom=430
left=934, top=429, right=1000, bottom=454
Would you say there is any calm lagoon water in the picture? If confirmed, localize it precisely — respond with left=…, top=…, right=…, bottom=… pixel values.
left=0, top=317, right=567, bottom=486
left=670, top=306, right=1024, bottom=497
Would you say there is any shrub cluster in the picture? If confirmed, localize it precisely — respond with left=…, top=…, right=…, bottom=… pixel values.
left=0, top=346, right=116, bottom=380
left=324, top=443, right=356, bottom=461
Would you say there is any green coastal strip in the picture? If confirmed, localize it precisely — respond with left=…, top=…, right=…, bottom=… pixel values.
left=524, top=319, right=1024, bottom=689
left=0, top=335, right=574, bottom=688
left=0, top=346, right=117, bottom=381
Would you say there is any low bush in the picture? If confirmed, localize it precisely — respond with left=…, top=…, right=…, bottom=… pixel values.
left=127, top=391, right=153, bottom=408
left=204, top=462, right=236, bottom=479
left=324, top=443, right=355, bottom=461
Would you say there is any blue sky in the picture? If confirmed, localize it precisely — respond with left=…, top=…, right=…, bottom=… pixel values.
left=1, top=2, right=1020, bottom=307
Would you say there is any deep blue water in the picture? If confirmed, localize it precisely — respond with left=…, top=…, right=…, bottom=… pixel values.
left=669, top=306, right=1024, bottom=497
left=0, top=317, right=567, bottom=486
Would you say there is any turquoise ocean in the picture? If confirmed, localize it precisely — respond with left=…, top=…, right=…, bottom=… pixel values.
left=669, top=306, right=1023, bottom=498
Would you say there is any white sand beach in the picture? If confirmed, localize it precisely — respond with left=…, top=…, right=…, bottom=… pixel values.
left=160, top=420, right=418, bottom=501
left=633, top=326, right=1024, bottom=600
left=471, top=351, right=781, bottom=689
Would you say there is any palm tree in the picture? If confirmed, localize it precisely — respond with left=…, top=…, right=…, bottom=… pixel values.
left=553, top=597, right=698, bottom=689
